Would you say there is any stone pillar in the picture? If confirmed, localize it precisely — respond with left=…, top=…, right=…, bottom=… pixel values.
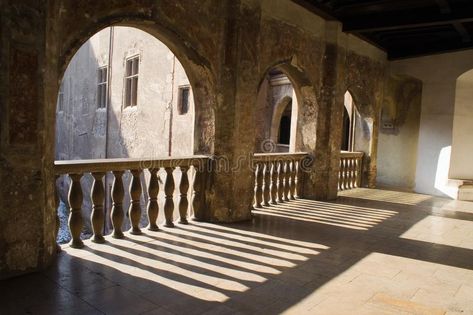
left=300, top=23, right=346, bottom=200
left=201, top=0, right=261, bottom=223
left=0, top=1, right=56, bottom=278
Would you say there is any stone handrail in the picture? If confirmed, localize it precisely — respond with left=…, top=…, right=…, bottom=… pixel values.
left=54, top=156, right=210, bottom=248
left=339, top=151, right=363, bottom=191
left=252, top=152, right=309, bottom=208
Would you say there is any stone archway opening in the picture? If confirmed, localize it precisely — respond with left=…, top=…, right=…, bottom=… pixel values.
left=53, top=26, right=212, bottom=244
left=341, top=90, right=360, bottom=152
left=255, top=67, right=299, bottom=153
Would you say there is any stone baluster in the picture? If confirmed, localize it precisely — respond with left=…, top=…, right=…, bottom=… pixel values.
left=90, top=172, right=106, bottom=243
left=345, top=158, right=350, bottom=189
left=128, top=169, right=142, bottom=235
left=54, top=175, right=61, bottom=252
left=347, top=158, right=353, bottom=189
left=163, top=167, right=175, bottom=227
left=350, top=158, right=355, bottom=188
left=294, top=160, right=301, bottom=198
left=346, top=158, right=351, bottom=189
left=270, top=161, right=278, bottom=204
left=277, top=160, right=285, bottom=203
left=338, top=159, right=342, bottom=191
left=147, top=168, right=160, bottom=231
left=350, top=158, right=356, bottom=189
left=289, top=160, right=296, bottom=200
left=348, top=158, right=352, bottom=189
left=356, top=157, right=362, bottom=187
left=353, top=158, right=358, bottom=188
left=341, top=158, right=347, bottom=190
left=254, top=162, right=263, bottom=208
left=178, top=166, right=190, bottom=224
left=262, top=162, right=271, bottom=206
left=110, top=170, right=125, bottom=239
left=192, top=165, right=205, bottom=220
left=68, top=174, right=84, bottom=248
left=283, top=160, right=291, bottom=201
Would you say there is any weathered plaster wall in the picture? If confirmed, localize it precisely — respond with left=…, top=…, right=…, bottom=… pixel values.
left=377, top=75, right=422, bottom=190
left=0, top=0, right=387, bottom=278
left=390, top=50, right=473, bottom=197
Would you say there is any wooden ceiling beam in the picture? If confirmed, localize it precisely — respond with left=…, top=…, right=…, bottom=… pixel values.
left=343, top=10, right=473, bottom=33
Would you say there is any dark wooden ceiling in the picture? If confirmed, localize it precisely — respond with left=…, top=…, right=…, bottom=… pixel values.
left=294, top=0, right=473, bottom=59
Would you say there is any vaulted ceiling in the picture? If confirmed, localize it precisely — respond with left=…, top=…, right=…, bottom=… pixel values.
left=294, top=0, right=473, bottom=59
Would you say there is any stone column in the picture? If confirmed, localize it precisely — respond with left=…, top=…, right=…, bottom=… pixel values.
left=300, top=23, right=346, bottom=200
left=200, top=1, right=261, bottom=223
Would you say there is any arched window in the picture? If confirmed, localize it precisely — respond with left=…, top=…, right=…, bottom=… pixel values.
left=341, top=91, right=357, bottom=151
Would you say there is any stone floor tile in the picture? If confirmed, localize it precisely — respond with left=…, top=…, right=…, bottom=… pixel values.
left=80, top=285, right=157, bottom=315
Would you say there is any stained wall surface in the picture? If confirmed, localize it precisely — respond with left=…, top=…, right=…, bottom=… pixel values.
left=376, top=74, right=422, bottom=191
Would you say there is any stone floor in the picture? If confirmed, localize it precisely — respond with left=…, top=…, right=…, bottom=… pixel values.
left=1, top=188, right=473, bottom=315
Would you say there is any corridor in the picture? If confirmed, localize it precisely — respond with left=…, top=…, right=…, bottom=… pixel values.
left=2, top=189, right=472, bottom=315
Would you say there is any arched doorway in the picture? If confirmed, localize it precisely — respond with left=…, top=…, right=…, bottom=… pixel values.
left=255, top=68, right=299, bottom=153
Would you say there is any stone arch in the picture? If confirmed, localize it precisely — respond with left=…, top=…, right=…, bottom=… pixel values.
left=255, top=60, right=318, bottom=154
left=344, top=87, right=375, bottom=186
left=41, top=8, right=220, bottom=258
left=50, top=15, right=216, bottom=158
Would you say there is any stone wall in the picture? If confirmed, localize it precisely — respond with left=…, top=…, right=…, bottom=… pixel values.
left=0, top=0, right=387, bottom=278
left=377, top=74, right=422, bottom=191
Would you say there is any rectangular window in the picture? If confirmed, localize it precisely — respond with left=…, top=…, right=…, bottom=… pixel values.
left=124, top=56, right=139, bottom=107
left=97, top=66, right=108, bottom=109
left=177, top=86, right=190, bottom=115
left=57, top=83, right=64, bottom=112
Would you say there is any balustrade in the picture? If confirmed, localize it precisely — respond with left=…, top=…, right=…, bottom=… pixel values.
left=253, top=153, right=308, bottom=208
left=338, top=151, right=363, bottom=191
left=54, top=156, right=209, bottom=248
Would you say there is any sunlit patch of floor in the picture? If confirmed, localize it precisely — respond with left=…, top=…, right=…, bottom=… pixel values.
left=400, top=215, right=473, bottom=249
left=253, top=199, right=397, bottom=230
left=339, top=188, right=434, bottom=205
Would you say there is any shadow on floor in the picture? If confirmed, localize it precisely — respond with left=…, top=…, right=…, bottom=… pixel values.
left=2, top=189, right=473, bottom=314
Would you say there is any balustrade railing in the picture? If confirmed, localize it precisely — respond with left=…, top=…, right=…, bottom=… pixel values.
left=54, top=156, right=210, bottom=248
left=338, top=151, right=363, bottom=191
left=252, top=153, right=309, bottom=208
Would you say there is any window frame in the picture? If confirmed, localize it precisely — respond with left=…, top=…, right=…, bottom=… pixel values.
left=97, top=65, right=108, bottom=109
left=57, top=83, right=64, bottom=113
left=177, top=85, right=191, bottom=115
left=124, top=55, right=140, bottom=108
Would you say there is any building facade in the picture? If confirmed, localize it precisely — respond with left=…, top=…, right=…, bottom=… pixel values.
left=55, top=26, right=195, bottom=161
